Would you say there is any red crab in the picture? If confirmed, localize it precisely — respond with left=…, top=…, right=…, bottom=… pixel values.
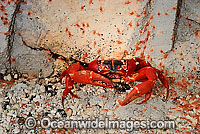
left=60, top=57, right=169, bottom=108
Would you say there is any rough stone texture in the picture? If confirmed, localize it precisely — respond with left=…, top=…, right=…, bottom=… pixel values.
left=17, top=0, right=177, bottom=63
left=176, top=0, right=200, bottom=42
left=11, top=34, right=54, bottom=77
left=0, top=53, right=8, bottom=74
left=164, top=0, right=200, bottom=74
left=0, top=0, right=178, bottom=76
left=127, top=0, right=178, bottom=64
left=0, top=0, right=199, bottom=134
left=183, top=0, right=200, bottom=24
left=0, top=0, right=54, bottom=77
left=17, top=0, right=144, bottom=60
left=0, top=1, right=16, bottom=74
left=145, top=0, right=176, bottom=57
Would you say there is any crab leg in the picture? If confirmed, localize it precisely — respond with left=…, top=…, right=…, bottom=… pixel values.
left=133, top=57, right=151, bottom=70
left=155, top=69, right=169, bottom=101
left=61, top=73, right=80, bottom=108
left=60, top=62, right=84, bottom=108
left=124, top=67, right=148, bottom=82
left=119, top=67, right=157, bottom=106
left=60, top=62, right=84, bottom=82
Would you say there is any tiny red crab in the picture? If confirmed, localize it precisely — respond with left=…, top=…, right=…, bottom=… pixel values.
left=60, top=57, right=169, bottom=108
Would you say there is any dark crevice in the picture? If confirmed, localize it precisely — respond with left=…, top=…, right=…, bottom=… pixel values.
left=171, top=0, right=183, bottom=50
left=6, top=0, right=23, bottom=72
left=20, top=42, right=77, bottom=64
left=187, top=18, right=200, bottom=26
left=23, top=45, right=90, bottom=76
left=5, top=0, right=73, bottom=74
left=19, top=30, right=87, bottom=64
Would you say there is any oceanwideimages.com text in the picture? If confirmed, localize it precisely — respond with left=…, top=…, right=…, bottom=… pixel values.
left=25, top=117, right=175, bottom=131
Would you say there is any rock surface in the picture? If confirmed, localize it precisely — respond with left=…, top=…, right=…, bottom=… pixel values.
left=16, top=0, right=177, bottom=63
left=0, top=0, right=199, bottom=133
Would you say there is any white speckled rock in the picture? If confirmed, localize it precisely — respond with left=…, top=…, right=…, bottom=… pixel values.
left=0, top=0, right=199, bottom=133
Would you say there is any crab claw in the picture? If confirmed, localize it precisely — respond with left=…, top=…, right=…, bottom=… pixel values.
left=118, top=80, right=155, bottom=106
left=119, top=67, right=157, bottom=106
left=61, top=70, right=114, bottom=108
left=72, top=70, right=114, bottom=88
